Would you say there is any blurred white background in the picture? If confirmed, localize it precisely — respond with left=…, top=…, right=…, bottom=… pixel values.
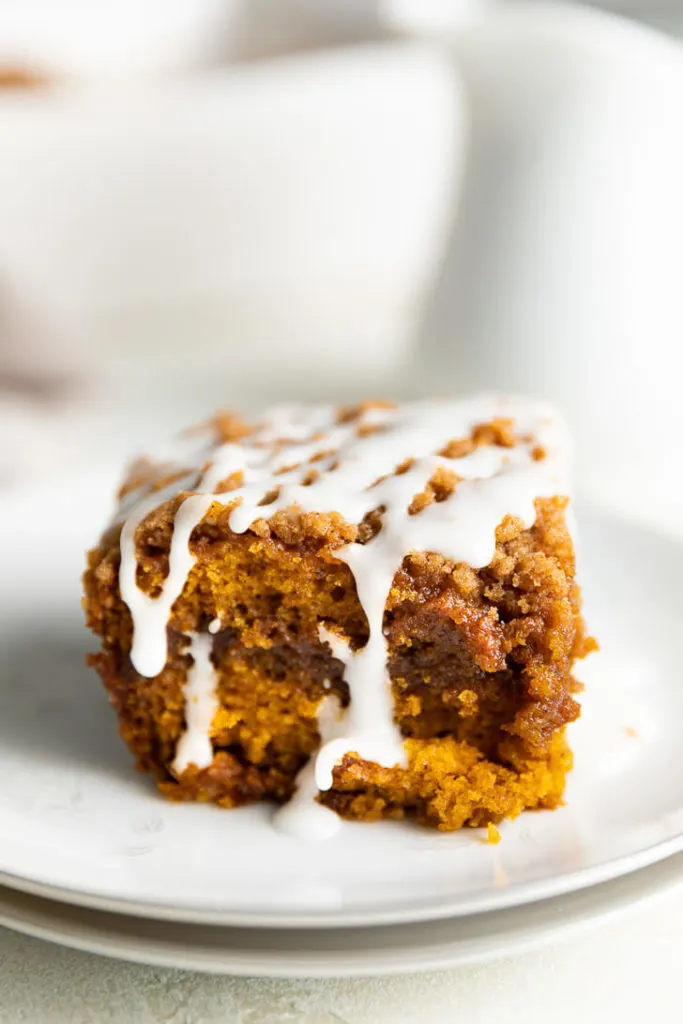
left=1, top=0, right=682, bottom=535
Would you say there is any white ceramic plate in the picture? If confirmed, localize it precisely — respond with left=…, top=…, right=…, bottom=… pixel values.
left=1, top=471, right=682, bottom=928
left=1, top=852, right=683, bottom=977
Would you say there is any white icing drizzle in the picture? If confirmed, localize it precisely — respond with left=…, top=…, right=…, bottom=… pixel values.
left=314, top=622, right=404, bottom=793
left=172, top=632, right=219, bottom=776
left=273, top=693, right=345, bottom=840
left=116, top=396, right=568, bottom=837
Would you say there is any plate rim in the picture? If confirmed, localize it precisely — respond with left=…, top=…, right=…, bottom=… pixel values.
left=2, top=827, right=683, bottom=929
left=1, top=851, right=683, bottom=977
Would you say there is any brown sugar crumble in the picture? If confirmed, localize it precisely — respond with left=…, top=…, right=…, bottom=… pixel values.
left=83, top=398, right=596, bottom=835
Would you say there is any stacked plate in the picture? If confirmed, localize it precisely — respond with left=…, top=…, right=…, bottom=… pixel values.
left=1, top=472, right=683, bottom=977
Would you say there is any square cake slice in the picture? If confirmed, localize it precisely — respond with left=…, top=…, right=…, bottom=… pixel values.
left=83, top=397, right=595, bottom=837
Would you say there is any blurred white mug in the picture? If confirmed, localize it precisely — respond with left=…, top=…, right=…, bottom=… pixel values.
left=0, top=44, right=463, bottom=406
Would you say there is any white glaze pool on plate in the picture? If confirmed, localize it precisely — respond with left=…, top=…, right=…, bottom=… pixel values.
left=0, top=471, right=682, bottom=928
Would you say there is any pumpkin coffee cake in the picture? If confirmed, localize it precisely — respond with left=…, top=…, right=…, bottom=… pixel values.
left=83, top=396, right=595, bottom=838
